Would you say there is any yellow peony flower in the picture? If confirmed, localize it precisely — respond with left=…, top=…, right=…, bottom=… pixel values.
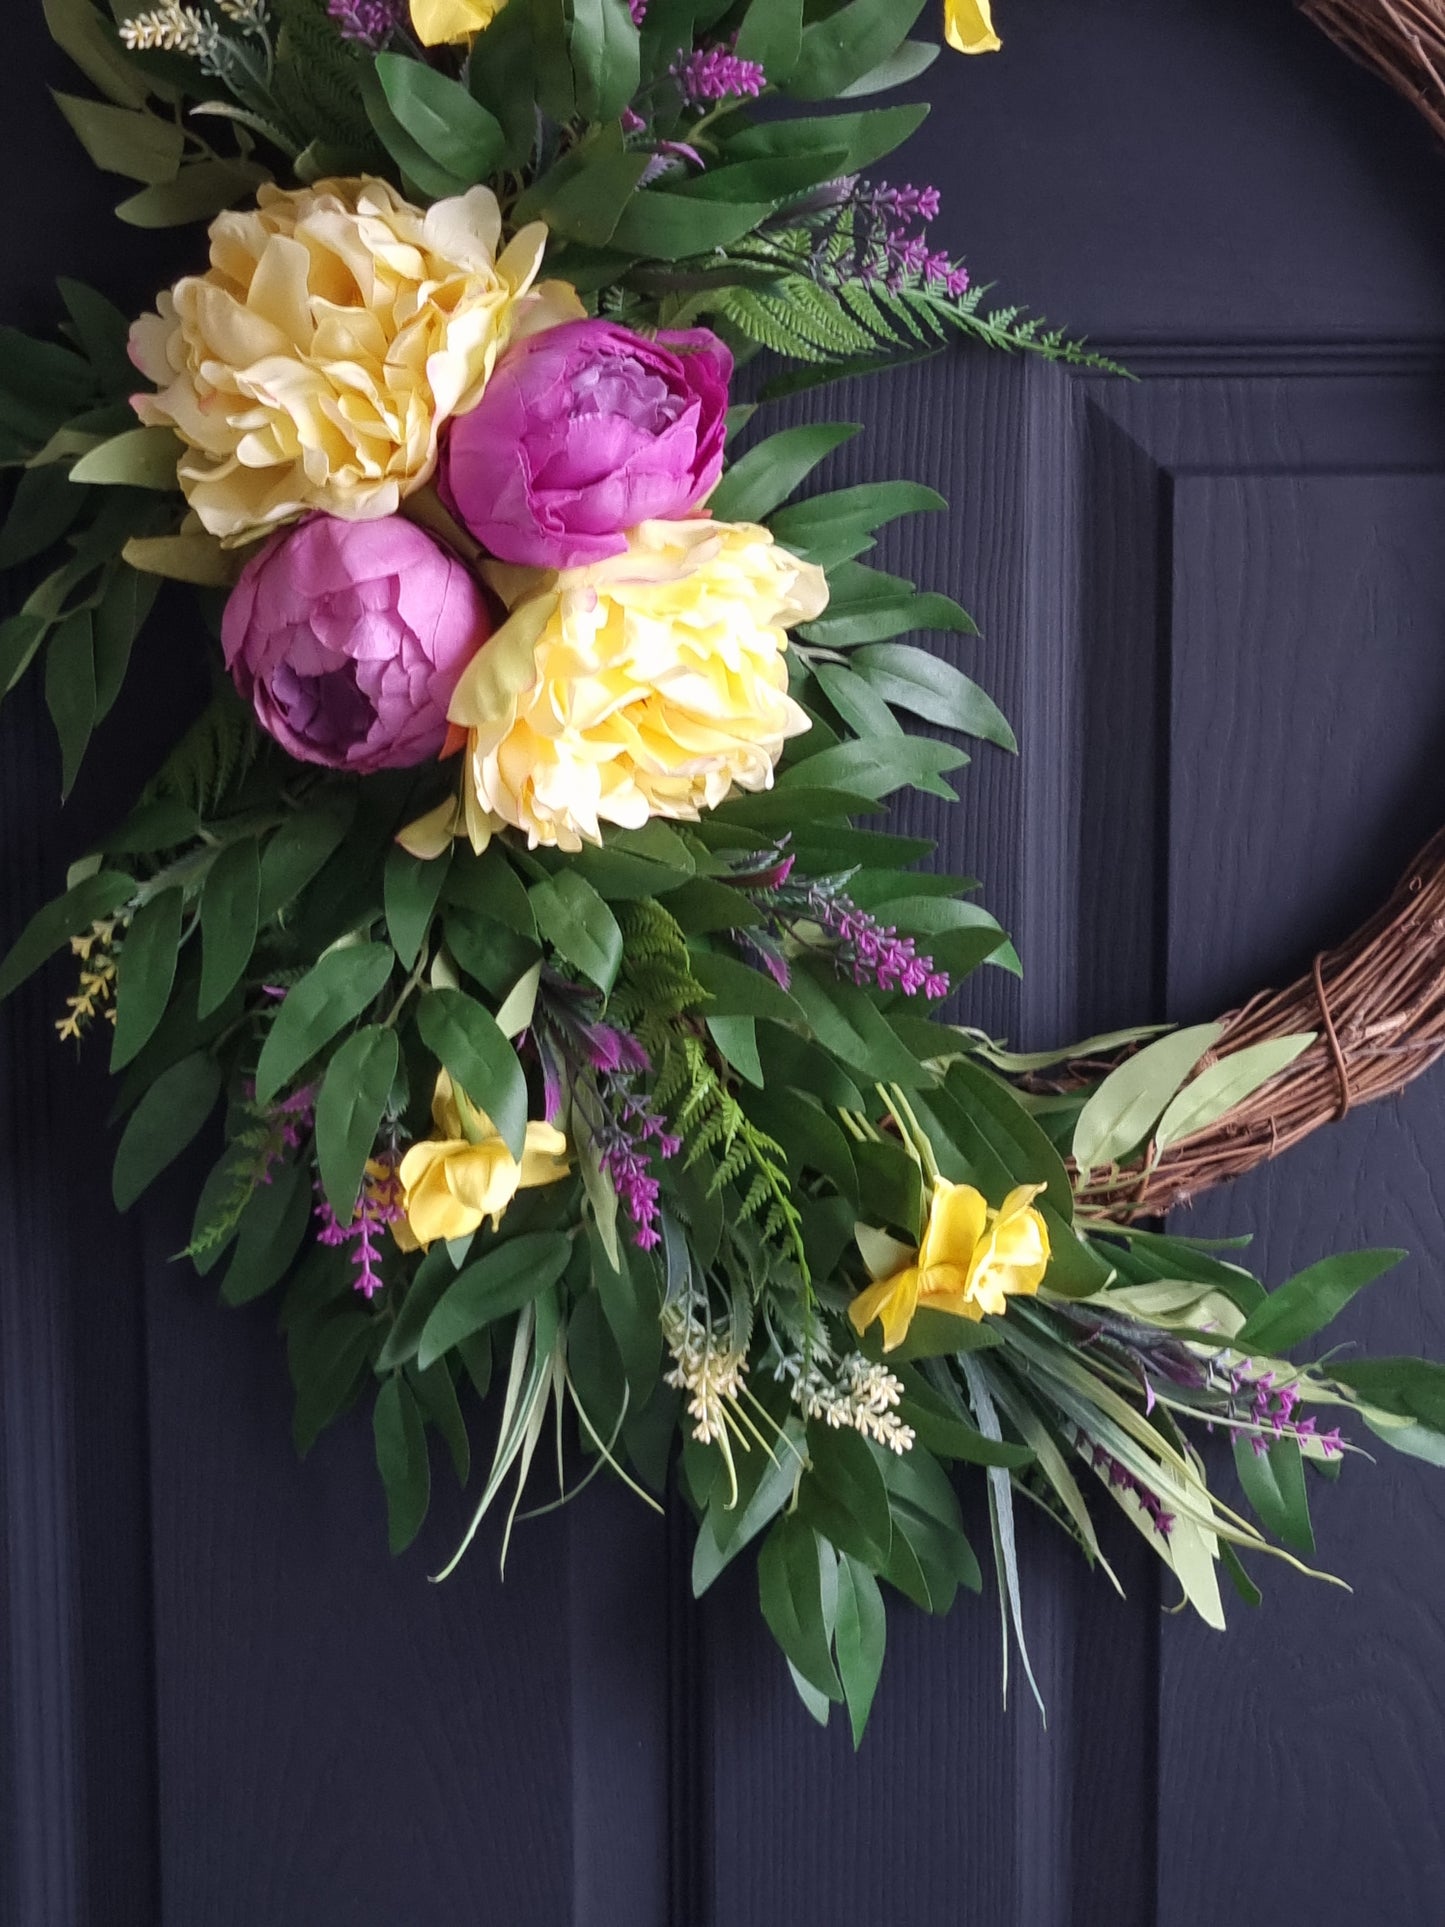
left=440, top=518, right=825, bottom=853
left=848, top=1179, right=1050, bottom=1351
left=411, top=0, right=508, bottom=43
left=397, top=1071, right=570, bottom=1249
left=128, top=177, right=582, bottom=544
left=945, top=0, right=1001, bottom=53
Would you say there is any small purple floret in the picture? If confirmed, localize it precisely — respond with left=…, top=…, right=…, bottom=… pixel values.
left=315, top=1150, right=405, bottom=1299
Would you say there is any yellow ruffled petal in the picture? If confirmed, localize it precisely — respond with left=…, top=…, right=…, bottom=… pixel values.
left=396, top=795, right=464, bottom=860
left=443, top=1144, right=524, bottom=1228
left=945, top=0, right=1001, bottom=54
left=398, top=1141, right=477, bottom=1246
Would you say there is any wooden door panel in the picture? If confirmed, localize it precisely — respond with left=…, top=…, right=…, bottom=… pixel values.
left=7, top=3, right=1445, bottom=1923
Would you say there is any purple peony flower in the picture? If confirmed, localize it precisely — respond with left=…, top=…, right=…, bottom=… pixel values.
left=442, top=319, right=733, bottom=570
left=222, top=514, right=491, bottom=774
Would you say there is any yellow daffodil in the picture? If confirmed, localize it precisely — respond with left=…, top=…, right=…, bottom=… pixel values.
left=945, top=0, right=1001, bottom=54
left=848, top=1178, right=1049, bottom=1351
left=410, top=0, right=508, bottom=45
left=397, top=1071, right=570, bottom=1248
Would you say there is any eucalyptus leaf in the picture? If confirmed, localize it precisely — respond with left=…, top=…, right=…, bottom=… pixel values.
left=1071, top=1024, right=1223, bottom=1172
left=1154, top=1033, right=1316, bottom=1153
left=315, top=1025, right=399, bottom=1222
left=253, top=942, right=394, bottom=1105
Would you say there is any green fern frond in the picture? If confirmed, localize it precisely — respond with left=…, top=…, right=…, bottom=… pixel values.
left=147, top=680, right=260, bottom=815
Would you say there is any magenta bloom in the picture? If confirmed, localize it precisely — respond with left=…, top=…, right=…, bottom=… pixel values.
left=442, top=319, right=732, bottom=570
left=222, top=515, right=491, bottom=774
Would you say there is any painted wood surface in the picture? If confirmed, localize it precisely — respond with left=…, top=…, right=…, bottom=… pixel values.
left=4, top=2, right=1445, bottom=1922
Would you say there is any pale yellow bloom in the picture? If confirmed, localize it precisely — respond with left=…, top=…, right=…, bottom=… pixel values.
left=848, top=1179, right=1050, bottom=1351
left=945, top=0, right=1001, bottom=53
left=128, top=177, right=581, bottom=543
left=397, top=1071, right=570, bottom=1248
left=441, top=519, right=824, bottom=854
left=410, top=0, right=507, bottom=43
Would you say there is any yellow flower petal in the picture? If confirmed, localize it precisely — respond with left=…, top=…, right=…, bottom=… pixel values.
left=449, top=520, right=822, bottom=850
left=410, top=0, right=507, bottom=46
left=399, top=1072, right=571, bottom=1247
left=918, top=1177, right=988, bottom=1272
left=130, top=176, right=553, bottom=542
left=848, top=1266, right=923, bottom=1353
left=945, top=0, right=1001, bottom=53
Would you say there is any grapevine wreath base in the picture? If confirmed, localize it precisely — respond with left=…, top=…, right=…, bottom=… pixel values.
left=5, top=0, right=1445, bottom=1745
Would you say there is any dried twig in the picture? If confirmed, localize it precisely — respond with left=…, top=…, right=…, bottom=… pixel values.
left=1298, top=0, right=1445, bottom=144
left=1042, top=829, right=1445, bottom=1221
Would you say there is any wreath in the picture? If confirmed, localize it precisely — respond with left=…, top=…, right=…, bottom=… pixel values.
left=5, top=0, right=1445, bottom=1746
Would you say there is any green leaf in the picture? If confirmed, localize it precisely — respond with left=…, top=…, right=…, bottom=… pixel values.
left=221, top=1156, right=313, bottom=1306
left=529, top=871, right=623, bottom=994
left=198, top=838, right=261, bottom=1018
left=374, top=1375, right=431, bottom=1554
left=834, top=1554, right=886, bottom=1748
left=1153, top=1034, right=1316, bottom=1153
left=374, top=52, right=506, bottom=184
left=592, top=1237, right=661, bottom=1401
left=608, top=188, right=777, bottom=261
left=0, top=463, right=86, bottom=571
left=786, top=0, right=927, bottom=100
left=44, top=610, right=95, bottom=798
left=416, top=987, right=527, bottom=1162
left=566, top=0, right=642, bottom=120
left=43, top=0, right=151, bottom=109
left=893, top=1368, right=1033, bottom=1467
left=769, top=481, right=945, bottom=566
left=70, top=426, right=179, bottom=489
left=376, top=1245, right=458, bottom=1372
left=258, top=797, right=355, bottom=919
left=111, top=887, right=183, bottom=1070
left=709, top=422, right=861, bottom=524
left=706, top=1013, right=764, bottom=1087
left=291, top=1307, right=376, bottom=1455
left=1236, top=1248, right=1406, bottom=1357
left=797, top=1423, right=892, bottom=1565
left=93, top=564, right=158, bottom=722
left=787, top=960, right=933, bottom=1088
left=692, top=1415, right=807, bottom=1594
left=782, top=734, right=965, bottom=803
left=417, top=1231, right=574, bottom=1370
left=1333, top=1357, right=1445, bottom=1431
left=852, top=643, right=1014, bottom=751
left=315, top=1025, right=399, bottom=1221
left=757, top=1516, right=843, bottom=1702
left=839, top=37, right=939, bottom=96
left=1071, top=1024, right=1223, bottom=1172
left=724, top=102, right=927, bottom=171
left=384, top=843, right=449, bottom=971
left=52, top=92, right=184, bottom=183
left=1233, top=1433, right=1314, bottom=1554
left=0, top=868, right=133, bottom=1003
left=113, top=158, right=271, bottom=228
left=688, top=948, right=802, bottom=1024
left=111, top=1050, right=221, bottom=1210
left=253, top=942, right=394, bottom=1104
left=945, top=1057, right=1075, bottom=1220
left=733, top=0, right=802, bottom=74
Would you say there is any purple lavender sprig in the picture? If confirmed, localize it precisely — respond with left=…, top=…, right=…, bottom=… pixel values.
left=328, top=0, right=403, bottom=47
left=1227, top=1366, right=1345, bottom=1459
left=315, top=1149, right=406, bottom=1299
left=1079, top=1437, right=1176, bottom=1539
left=532, top=990, right=679, bottom=1252
left=671, top=41, right=767, bottom=107
left=734, top=852, right=951, bottom=1002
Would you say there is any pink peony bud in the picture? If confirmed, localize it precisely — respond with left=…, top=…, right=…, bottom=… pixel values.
left=222, top=514, right=491, bottom=774
left=442, top=319, right=732, bottom=570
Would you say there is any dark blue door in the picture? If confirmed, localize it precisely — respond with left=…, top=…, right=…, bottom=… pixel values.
left=6, top=3, right=1445, bottom=1922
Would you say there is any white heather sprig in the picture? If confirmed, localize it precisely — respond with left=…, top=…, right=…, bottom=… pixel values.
left=120, top=4, right=221, bottom=54
left=779, top=1351, right=916, bottom=1455
left=120, top=0, right=265, bottom=55
left=662, top=1304, right=747, bottom=1445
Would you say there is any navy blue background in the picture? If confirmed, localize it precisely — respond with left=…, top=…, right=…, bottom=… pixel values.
left=4, top=3, right=1445, bottom=1922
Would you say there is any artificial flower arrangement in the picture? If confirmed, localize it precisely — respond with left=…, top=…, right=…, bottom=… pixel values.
left=5, top=0, right=1445, bottom=1745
